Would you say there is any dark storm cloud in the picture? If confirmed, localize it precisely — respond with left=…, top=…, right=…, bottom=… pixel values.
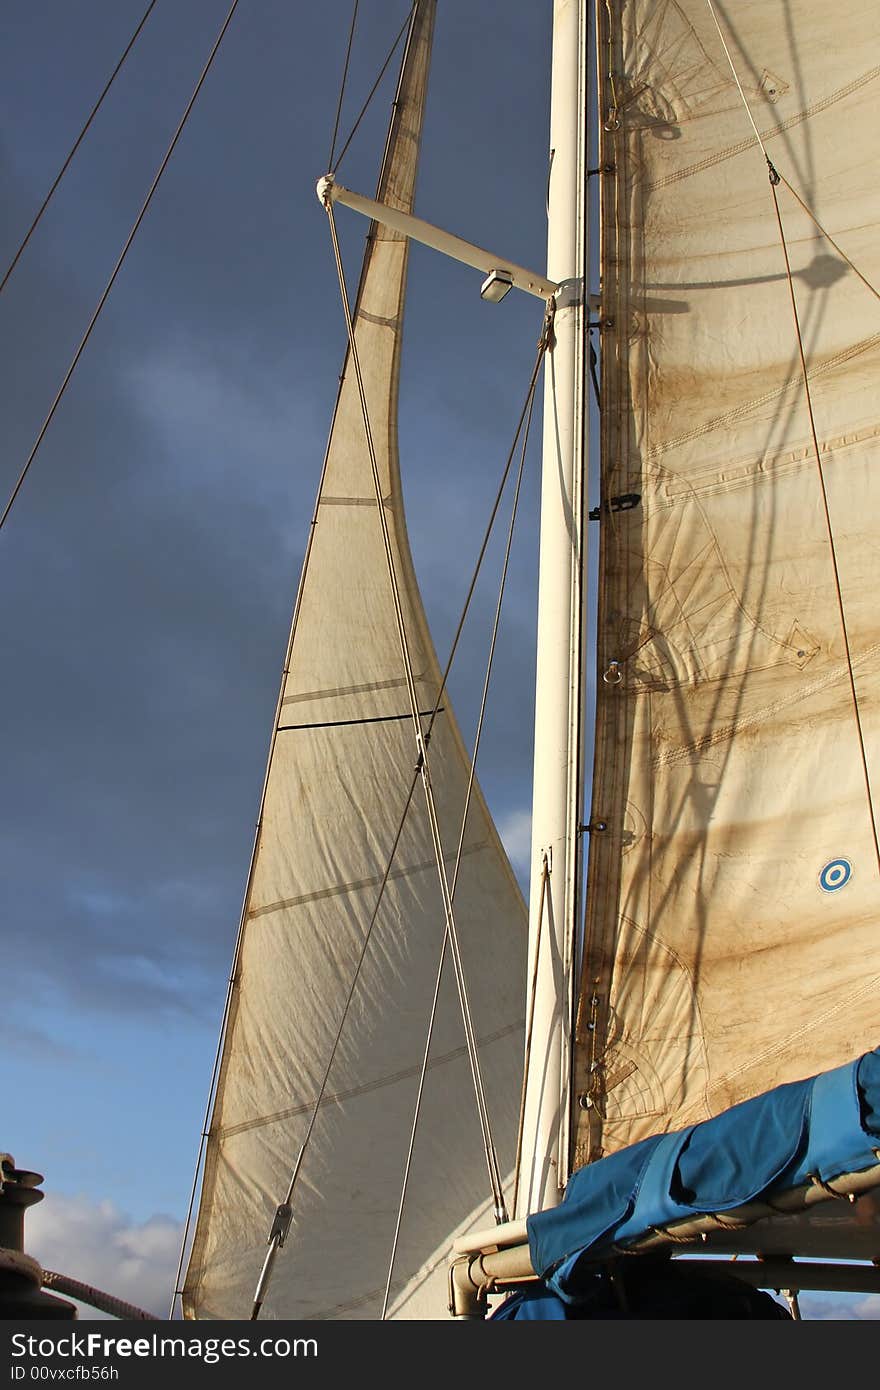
left=0, top=1, right=546, bottom=1027
left=0, top=8, right=550, bottom=1287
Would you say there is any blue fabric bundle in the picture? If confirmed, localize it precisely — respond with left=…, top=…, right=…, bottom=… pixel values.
left=492, top=1047, right=880, bottom=1319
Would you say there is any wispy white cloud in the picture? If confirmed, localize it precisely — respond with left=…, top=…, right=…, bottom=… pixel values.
left=27, top=1193, right=182, bottom=1320
left=797, top=1289, right=880, bottom=1320
left=497, top=806, right=532, bottom=886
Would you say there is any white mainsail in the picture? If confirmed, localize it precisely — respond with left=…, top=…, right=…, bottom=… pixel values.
left=182, top=0, right=527, bottom=1320
left=574, top=0, right=879, bottom=1170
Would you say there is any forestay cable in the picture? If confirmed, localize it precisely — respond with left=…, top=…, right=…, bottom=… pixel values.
left=0, top=0, right=159, bottom=297
left=381, top=339, right=547, bottom=1317
left=327, top=0, right=359, bottom=172
left=323, top=196, right=509, bottom=1216
left=249, top=248, right=548, bottom=1326
left=333, top=4, right=418, bottom=173
left=0, top=0, right=243, bottom=537
left=176, top=1, right=423, bottom=1320
left=191, top=288, right=544, bottom=1324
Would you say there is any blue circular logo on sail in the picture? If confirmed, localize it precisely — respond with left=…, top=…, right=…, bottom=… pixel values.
left=818, top=857, right=852, bottom=893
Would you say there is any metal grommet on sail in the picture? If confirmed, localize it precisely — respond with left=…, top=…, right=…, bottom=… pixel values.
left=603, top=660, right=623, bottom=686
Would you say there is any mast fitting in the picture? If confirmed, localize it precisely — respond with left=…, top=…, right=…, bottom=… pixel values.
left=269, top=1202, right=293, bottom=1247
left=553, top=276, right=584, bottom=309
left=316, top=173, right=338, bottom=208
left=322, top=174, right=558, bottom=299
left=589, top=492, right=640, bottom=521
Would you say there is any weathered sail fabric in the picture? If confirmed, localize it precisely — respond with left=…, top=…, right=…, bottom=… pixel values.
left=536, top=1048, right=880, bottom=1287
left=575, top=0, right=880, bottom=1167
left=183, top=0, right=527, bottom=1319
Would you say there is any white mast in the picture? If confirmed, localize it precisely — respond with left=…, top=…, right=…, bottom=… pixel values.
left=517, top=0, right=589, bottom=1216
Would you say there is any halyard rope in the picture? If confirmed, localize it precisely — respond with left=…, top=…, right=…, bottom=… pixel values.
left=248, top=211, right=549, bottom=1321
left=325, top=194, right=508, bottom=1224
left=706, top=0, right=880, bottom=878
left=333, top=4, right=418, bottom=174
left=184, top=275, right=547, bottom=1323
left=511, top=853, right=550, bottom=1219
left=41, top=1268, right=157, bottom=1321
left=177, top=8, right=428, bottom=1318
left=380, top=346, right=545, bottom=1317
left=327, top=0, right=360, bottom=172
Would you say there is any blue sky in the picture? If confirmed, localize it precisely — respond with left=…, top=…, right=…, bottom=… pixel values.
left=1, top=0, right=548, bottom=1313
left=1, top=0, right=877, bottom=1323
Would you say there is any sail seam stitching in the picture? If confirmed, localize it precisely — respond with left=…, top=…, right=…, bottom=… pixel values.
left=277, top=705, right=441, bottom=733
left=646, top=63, right=880, bottom=191
left=644, top=330, right=880, bottom=459
left=281, top=676, right=413, bottom=706
left=246, top=841, right=487, bottom=919
left=218, top=1021, right=524, bottom=1139
left=651, top=423, right=880, bottom=506
left=679, top=975, right=880, bottom=1115
left=651, top=640, right=880, bottom=769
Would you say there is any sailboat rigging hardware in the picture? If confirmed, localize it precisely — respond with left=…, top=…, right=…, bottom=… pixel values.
left=325, top=196, right=510, bottom=1218
left=381, top=377, right=541, bottom=1319
left=704, top=0, right=880, bottom=879
left=250, top=198, right=537, bottom=1319
left=588, top=493, right=640, bottom=521
left=317, top=175, right=558, bottom=302
left=242, top=135, right=553, bottom=1314
left=176, top=0, right=880, bottom=1321
left=0, top=1157, right=154, bottom=1319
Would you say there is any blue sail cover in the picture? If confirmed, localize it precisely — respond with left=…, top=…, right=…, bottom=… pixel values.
left=494, top=1047, right=880, bottom=1319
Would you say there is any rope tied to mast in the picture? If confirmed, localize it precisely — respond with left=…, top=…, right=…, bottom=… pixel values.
left=380, top=343, right=546, bottom=1316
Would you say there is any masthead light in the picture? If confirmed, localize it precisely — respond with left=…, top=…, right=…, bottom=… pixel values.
left=480, top=268, right=514, bottom=304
